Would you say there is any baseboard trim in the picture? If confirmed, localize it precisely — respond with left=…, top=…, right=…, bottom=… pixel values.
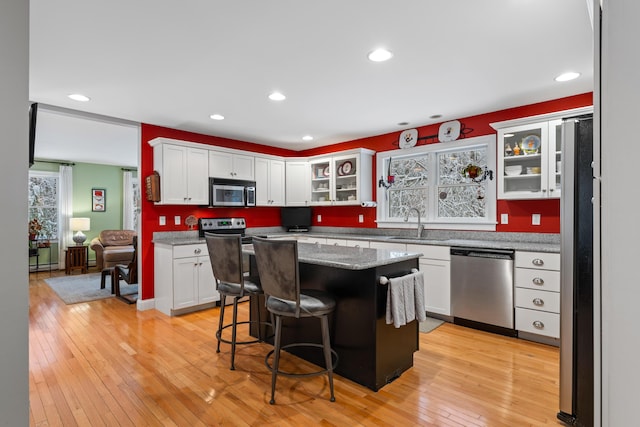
left=136, top=298, right=155, bottom=311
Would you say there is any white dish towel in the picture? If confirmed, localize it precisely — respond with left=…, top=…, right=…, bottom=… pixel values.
left=385, top=270, right=427, bottom=328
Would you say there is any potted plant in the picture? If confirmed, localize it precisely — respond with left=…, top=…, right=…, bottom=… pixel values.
left=28, top=218, right=42, bottom=241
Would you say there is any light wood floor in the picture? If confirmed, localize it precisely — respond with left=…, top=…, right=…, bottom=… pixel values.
left=29, top=269, right=564, bottom=426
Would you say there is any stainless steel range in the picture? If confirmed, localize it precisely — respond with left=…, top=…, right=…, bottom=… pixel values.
left=198, top=217, right=248, bottom=240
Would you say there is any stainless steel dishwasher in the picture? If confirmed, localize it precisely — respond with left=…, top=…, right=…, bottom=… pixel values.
left=450, top=247, right=516, bottom=336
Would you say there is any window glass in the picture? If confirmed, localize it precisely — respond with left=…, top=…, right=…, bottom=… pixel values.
left=387, top=155, right=429, bottom=218
left=28, top=173, right=59, bottom=240
left=437, top=148, right=488, bottom=218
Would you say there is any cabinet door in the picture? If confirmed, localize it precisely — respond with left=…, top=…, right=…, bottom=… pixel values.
left=209, top=150, right=234, bottom=178
left=254, top=157, right=270, bottom=206
left=161, top=144, right=188, bottom=204
left=269, top=159, right=285, bottom=205
left=285, top=161, right=310, bottom=206
left=548, top=119, right=563, bottom=199
left=173, top=257, right=198, bottom=309
left=186, top=147, right=209, bottom=205
left=419, top=258, right=451, bottom=316
left=333, top=154, right=359, bottom=205
left=498, top=122, right=549, bottom=199
left=197, top=256, right=219, bottom=304
left=232, top=153, right=255, bottom=180
left=310, top=158, right=331, bottom=204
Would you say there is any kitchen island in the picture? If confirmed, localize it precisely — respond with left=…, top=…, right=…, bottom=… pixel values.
left=244, top=241, right=422, bottom=391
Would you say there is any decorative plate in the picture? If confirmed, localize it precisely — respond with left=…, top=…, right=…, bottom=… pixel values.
left=323, top=166, right=330, bottom=177
left=337, top=164, right=344, bottom=176
left=340, top=161, right=353, bottom=175
left=438, top=120, right=461, bottom=142
left=185, top=215, right=198, bottom=230
left=522, top=135, right=541, bottom=153
left=399, top=129, right=418, bottom=149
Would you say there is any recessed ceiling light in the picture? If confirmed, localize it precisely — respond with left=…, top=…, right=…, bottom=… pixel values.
left=429, top=114, right=442, bottom=119
left=302, top=135, right=313, bottom=141
left=210, top=114, right=225, bottom=120
left=268, top=92, right=286, bottom=101
left=68, top=93, right=90, bottom=102
left=367, top=48, right=393, bottom=62
left=397, top=122, right=410, bottom=126
left=555, top=72, right=580, bottom=82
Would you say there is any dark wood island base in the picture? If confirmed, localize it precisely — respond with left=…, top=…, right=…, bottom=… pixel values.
left=247, top=248, right=420, bottom=392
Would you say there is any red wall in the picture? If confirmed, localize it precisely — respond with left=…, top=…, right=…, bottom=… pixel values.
left=139, top=92, right=591, bottom=299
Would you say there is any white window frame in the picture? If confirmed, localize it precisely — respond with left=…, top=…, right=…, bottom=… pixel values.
left=376, top=135, right=497, bottom=231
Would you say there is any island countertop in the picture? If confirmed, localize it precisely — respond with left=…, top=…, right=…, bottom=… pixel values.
left=242, top=241, right=422, bottom=270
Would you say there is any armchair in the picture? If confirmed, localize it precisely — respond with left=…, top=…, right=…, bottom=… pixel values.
left=90, top=229, right=136, bottom=270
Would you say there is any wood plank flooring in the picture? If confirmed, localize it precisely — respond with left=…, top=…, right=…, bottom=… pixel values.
left=29, top=270, right=564, bottom=426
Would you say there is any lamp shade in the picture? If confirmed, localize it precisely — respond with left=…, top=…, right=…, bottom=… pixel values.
left=70, top=217, right=90, bottom=245
left=70, top=217, right=90, bottom=231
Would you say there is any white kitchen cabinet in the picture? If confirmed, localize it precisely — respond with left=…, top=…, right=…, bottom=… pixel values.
left=154, top=243, right=219, bottom=316
left=209, top=150, right=255, bottom=180
left=309, top=149, right=374, bottom=206
left=406, top=244, right=451, bottom=316
left=285, top=160, right=311, bottom=206
left=152, top=143, right=209, bottom=205
left=255, top=157, right=285, bottom=206
left=514, top=251, right=561, bottom=342
left=491, top=107, right=592, bottom=200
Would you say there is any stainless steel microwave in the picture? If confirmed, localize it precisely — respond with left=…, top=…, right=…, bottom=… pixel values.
left=209, top=178, right=256, bottom=207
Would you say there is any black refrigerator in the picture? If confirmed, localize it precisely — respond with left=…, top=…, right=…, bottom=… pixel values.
left=557, top=115, right=594, bottom=426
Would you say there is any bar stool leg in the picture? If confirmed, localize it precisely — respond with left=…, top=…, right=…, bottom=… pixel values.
left=321, top=315, right=336, bottom=402
left=230, top=297, right=239, bottom=370
left=270, top=315, right=282, bottom=405
left=216, top=295, right=226, bottom=353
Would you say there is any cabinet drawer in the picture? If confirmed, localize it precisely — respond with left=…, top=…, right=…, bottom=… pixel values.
left=324, top=238, right=347, bottom=246
left=173, top=244, right=207, bottom=259
left=515, top=251, right=560, bottom=271
left=515, top=268, right=560, bottom=292
left=406, top=244, right=450, bottom=261
left=516, top=308, right=560, bottom=338
left=345, top=239, right=369, bottom=248
left=515, top=288, right=560, bottom=313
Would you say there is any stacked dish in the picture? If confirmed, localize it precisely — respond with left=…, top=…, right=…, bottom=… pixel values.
left=505, top=165, right=523, bottom=176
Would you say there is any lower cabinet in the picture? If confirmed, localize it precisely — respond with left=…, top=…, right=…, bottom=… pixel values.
left=154, top=243, right=219, bottom=316
left=514, top=251, right=561, bottom=343
left=406, top=244, right=451, bottom=316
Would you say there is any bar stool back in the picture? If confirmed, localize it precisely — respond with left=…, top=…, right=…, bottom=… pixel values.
left=252, top=236, right=337, bottom=404
left=205, top=233, right=269, bottom=370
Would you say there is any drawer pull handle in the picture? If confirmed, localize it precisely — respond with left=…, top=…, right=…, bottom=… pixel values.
left=194, top=248, right=202, bottom=255
left=532, top=258, right=544, bottom=266
left=354, top=244, right=360, bottom=248
left=533, top=298, right=544, bottom=306
left=533, top=320, right=545, bottom=329
left=532, top=277, right=544, bottom=285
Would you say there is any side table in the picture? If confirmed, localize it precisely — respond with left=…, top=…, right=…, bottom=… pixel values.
left=65, top=245, right=88, bottom=275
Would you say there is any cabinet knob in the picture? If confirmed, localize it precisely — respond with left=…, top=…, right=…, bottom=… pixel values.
left=194, top=248, right=201, bottom=255
left=354, top=244, right=360, bottom=248
left=532, top=298, right=544, bottom=306
left=533, top=320, right=544, bottom=329
left=542, top=189, right=547, bottom=192
left=532, top=258, right=544, bottom=266
left=532, top=277, right=544, bottom=285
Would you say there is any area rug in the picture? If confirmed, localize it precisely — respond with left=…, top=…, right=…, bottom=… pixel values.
left=44, top=273, right=138, bottom=305
left=419, top=317, right=445, bottom=333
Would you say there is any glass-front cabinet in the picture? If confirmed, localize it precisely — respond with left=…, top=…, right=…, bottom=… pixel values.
left=496, top=119, right=562, bottom=200
left=309, top=149, right=373, bottom=205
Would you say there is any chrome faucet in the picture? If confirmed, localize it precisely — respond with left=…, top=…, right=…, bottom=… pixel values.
left=404, top=207, right=424, bottom=238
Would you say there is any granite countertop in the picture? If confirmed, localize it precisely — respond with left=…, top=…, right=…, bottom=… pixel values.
left=242, top=242, right=421, bottom=270
left=152, top=229, right=560, bottom=253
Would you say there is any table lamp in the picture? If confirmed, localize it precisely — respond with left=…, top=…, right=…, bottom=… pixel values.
left=70, top=217, right=90, bottom=245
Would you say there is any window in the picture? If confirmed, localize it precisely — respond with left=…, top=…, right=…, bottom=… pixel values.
left=28, top=171, right=59, bottom=240
left=376, top=135, right=496, bottom=230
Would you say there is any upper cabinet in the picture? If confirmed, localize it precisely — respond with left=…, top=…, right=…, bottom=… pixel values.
left=255, top=157, right=285, bottom=206
left=151, top=141, right=209, bottom=205
left=285, top=160, right=311, bottom=206
left=209, top=150, right=255, bottom=181
left=491, top=107, right=592, bottom=200
left=309, top=149, right=374, bottom=205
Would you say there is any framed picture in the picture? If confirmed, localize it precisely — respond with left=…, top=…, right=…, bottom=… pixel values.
left=92, top=188, right=106, bottom=212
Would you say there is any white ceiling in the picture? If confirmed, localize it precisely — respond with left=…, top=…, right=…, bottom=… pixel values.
left=29, top=0, right=594, bottom=167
